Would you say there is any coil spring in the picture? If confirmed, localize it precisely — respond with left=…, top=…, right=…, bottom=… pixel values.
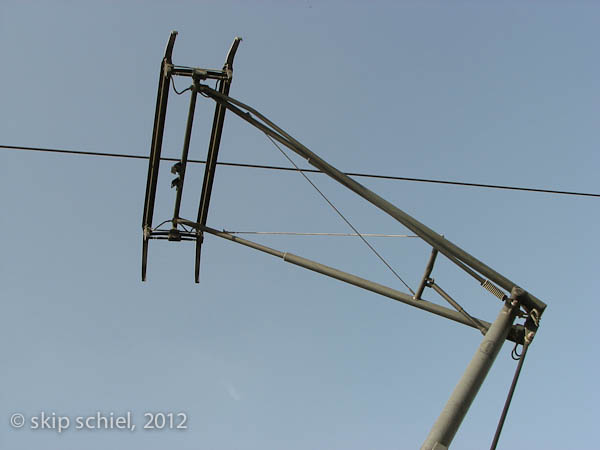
left=481, top=279, right=507, bottom=301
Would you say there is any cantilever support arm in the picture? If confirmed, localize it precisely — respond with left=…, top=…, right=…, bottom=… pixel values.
left=176, top=220, right=526, bottom=344
left=196, top=85, right=547, bottom=318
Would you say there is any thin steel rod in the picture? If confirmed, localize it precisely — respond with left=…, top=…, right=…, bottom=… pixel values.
left=186, top=222, right=524, bottom=343
left=267, top=133, right=415, bottom=294
left=489, top=340, right=530, bottom=450
left=421, top=298, right=519, bottom=450
left=223, top=231, right=418, bottom=238
left=170, top=66, right=230, bottom=80
left=150, top=236, right=196, bottom=241
left=414, top=248, right=438, bottom=300
left=430, top=282, right=488, bottom=334
left=199, top=86, right=546, bottom=316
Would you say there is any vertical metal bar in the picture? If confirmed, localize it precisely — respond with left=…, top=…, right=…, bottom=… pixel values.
left=414, top=248, right=438, bottom=300
left=194, top=79, right=228, bottom=281
left=143, top=31, right=177, bottom=231
left=194, top=37, right=242, bottom=283
left=172, top=85, right=198, bottom=222
left=196, top=78, right=229, bottom=225
left=142, top=31, right=177, bottom=281
left=420, top=297, right=519, bottom=450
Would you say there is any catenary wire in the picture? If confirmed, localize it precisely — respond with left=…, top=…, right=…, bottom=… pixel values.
left=2, top=144, right=599, bottom=198
left=265, top=134, right=416, bottom=295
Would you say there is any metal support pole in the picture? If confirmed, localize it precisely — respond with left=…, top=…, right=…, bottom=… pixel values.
left=420, top=292, right=520, bottom=450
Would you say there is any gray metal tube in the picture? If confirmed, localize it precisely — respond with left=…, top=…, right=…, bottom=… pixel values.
left=420, top=299, right=519, bottom=450
left=414, top=248, right=438, bottom=300
left=201, top=87, right=546, bottom=316
left=195, top=224, right=524, bottom=343
left=430, top=282, right=487, bottom=334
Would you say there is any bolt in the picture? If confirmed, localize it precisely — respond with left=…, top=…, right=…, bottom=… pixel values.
left=525, top=331, right=535, bottom=344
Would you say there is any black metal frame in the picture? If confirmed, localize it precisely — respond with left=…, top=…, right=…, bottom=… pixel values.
left=141, top=31, right=241, bottom=281
left=195, top=37, right=242, bottom=282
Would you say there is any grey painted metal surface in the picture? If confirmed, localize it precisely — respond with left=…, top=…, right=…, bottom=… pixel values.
left=429, top=281, right=488, bottom=334
left=414, top=247, right=438, bottom=300
left=420, top=293, right=520, bottom=449
left=183, top=223, right=526, bottom=344
left=199, top=85, right=547, bottom=317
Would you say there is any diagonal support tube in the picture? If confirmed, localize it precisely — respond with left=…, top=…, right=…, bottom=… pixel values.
left=429, top=281, right=488, bottom=334
left=414, top=248, right=438, bottom=300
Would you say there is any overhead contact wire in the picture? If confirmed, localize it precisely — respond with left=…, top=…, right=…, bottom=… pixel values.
left=2, top=145, right=599, bottom=198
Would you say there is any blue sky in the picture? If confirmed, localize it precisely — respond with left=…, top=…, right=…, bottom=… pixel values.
left=1, top=1, right=599, bottom=449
